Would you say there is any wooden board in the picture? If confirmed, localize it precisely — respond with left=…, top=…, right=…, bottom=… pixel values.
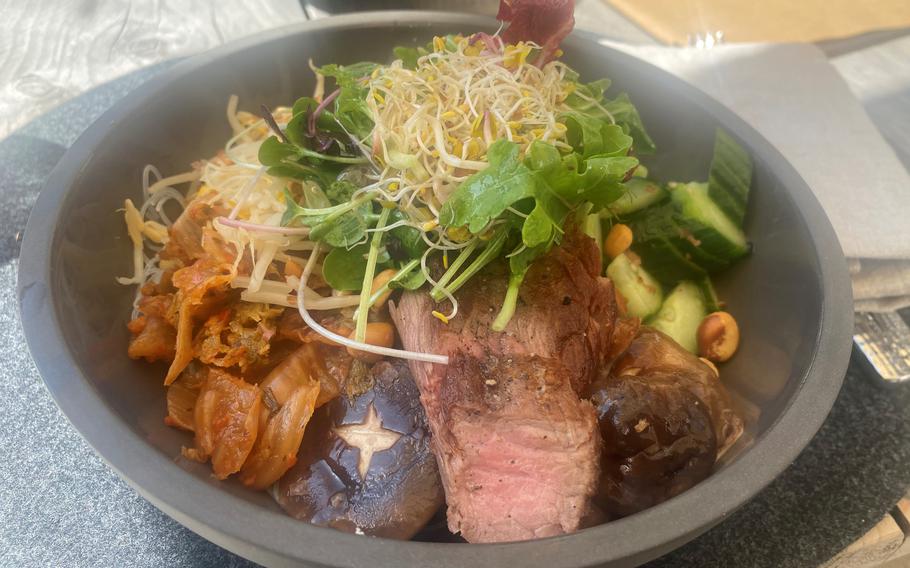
left=603, top=0, right=910, bottom=46
left=824, top=515, right=904, bottom=568
left=826, top=494, right=910, bottom=567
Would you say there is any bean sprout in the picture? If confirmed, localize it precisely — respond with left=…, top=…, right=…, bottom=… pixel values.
left=296, top=244, right=449, bottom=364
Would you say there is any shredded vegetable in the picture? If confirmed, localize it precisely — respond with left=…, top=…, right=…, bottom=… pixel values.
left=119, top=30, right=654, bottom=365
left=296, top=244, right=449, bottom=365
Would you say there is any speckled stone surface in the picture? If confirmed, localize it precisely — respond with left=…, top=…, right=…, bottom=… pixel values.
left=2, top=66, right=909, bottom=568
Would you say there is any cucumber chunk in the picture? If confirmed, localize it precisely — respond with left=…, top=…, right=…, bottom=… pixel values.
left=627, top=202, right=730, bottom=275
left=708, top=129, right=752, bottom=226
left=583, top=212, right=603, bottom=254
left=632, top=238, right=706, bottom=284
left=670, top=182, right=749, bottom=260
left=606, top=253, right=663, bottom=319
left=608, top=178, right=667, bottom=216
left=647, top=281, right=707, bottom=353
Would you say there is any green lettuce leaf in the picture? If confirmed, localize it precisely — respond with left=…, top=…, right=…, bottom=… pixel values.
left=387, top=210, right=427, bottom=259
left=322, top=244, right=370, bottom=291
left=258, top=137, right=338, bottom=185
left=564, top=78, right=656, bottom=155
left=325, top=180, right=358, bottom=204
left=318, top=62, right=379, bottom=140
left=438, top=140, right=537, bottom=233
left=393, top=46, right=421, bottom=70
left=526, top=141, right=636, bottom=211
left=602, top=93, right=656, bottom=154
left=281, top=188, right=371, bottom=249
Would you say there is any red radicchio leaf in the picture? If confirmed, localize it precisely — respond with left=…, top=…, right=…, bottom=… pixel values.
left=497, top=0, right=575, bottom=64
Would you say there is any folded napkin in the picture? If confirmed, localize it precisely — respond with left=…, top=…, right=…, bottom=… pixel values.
left=605, top=41, right=910, bottom=312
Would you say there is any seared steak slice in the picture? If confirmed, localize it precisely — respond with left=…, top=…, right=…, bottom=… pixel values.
left=391, top=231, right=616, bottom=542
left=438, top=355, right=600, bottom=541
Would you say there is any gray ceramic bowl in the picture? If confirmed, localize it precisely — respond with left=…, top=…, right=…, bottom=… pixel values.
left=18, top=11, right=853, bottom=568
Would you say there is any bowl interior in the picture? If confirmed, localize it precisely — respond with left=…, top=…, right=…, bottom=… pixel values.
left=25, top=13, right=845, bottom=568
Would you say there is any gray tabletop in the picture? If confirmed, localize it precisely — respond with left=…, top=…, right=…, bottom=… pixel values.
left=2, top=3, right=910, bottom=567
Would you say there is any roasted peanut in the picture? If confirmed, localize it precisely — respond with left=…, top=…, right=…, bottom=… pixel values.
left=347, top=322, right=396, bottom=363
left=370, top=269, right=398, bottom=310
left=697, top=311, right=740, bottom=362
left=605, top=223, right=633, bottom=259
left=284, top=259, right=303, bottom=279
left=699, top=357, right=720, bottom=378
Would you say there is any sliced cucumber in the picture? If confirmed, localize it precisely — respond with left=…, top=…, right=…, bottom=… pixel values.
left=607, top=178, right=667, bottom=216
left=669, top=219, right=731, bottom=273
left=670, top=182, right=749, bottom=260
left=583, top=212, right=603, bottom=254
left=647, top=281, right=707, bottom=353
left=606, top=253, right=663, bottom=319
left=632, top=238, right=706, bottom=284
left=708, top=129, right=752, bottom=226
left=628, top=202, right=729, bottom=274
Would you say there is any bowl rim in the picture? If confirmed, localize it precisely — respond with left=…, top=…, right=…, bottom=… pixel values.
left=17, top=10, right=853, bottom=568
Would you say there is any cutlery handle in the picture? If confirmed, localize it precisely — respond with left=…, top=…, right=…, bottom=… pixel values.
left=854, top=311, right=910, bottom=386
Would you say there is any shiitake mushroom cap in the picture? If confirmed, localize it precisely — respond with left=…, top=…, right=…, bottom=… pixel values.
left=275, top=359, right=444, bottom=539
